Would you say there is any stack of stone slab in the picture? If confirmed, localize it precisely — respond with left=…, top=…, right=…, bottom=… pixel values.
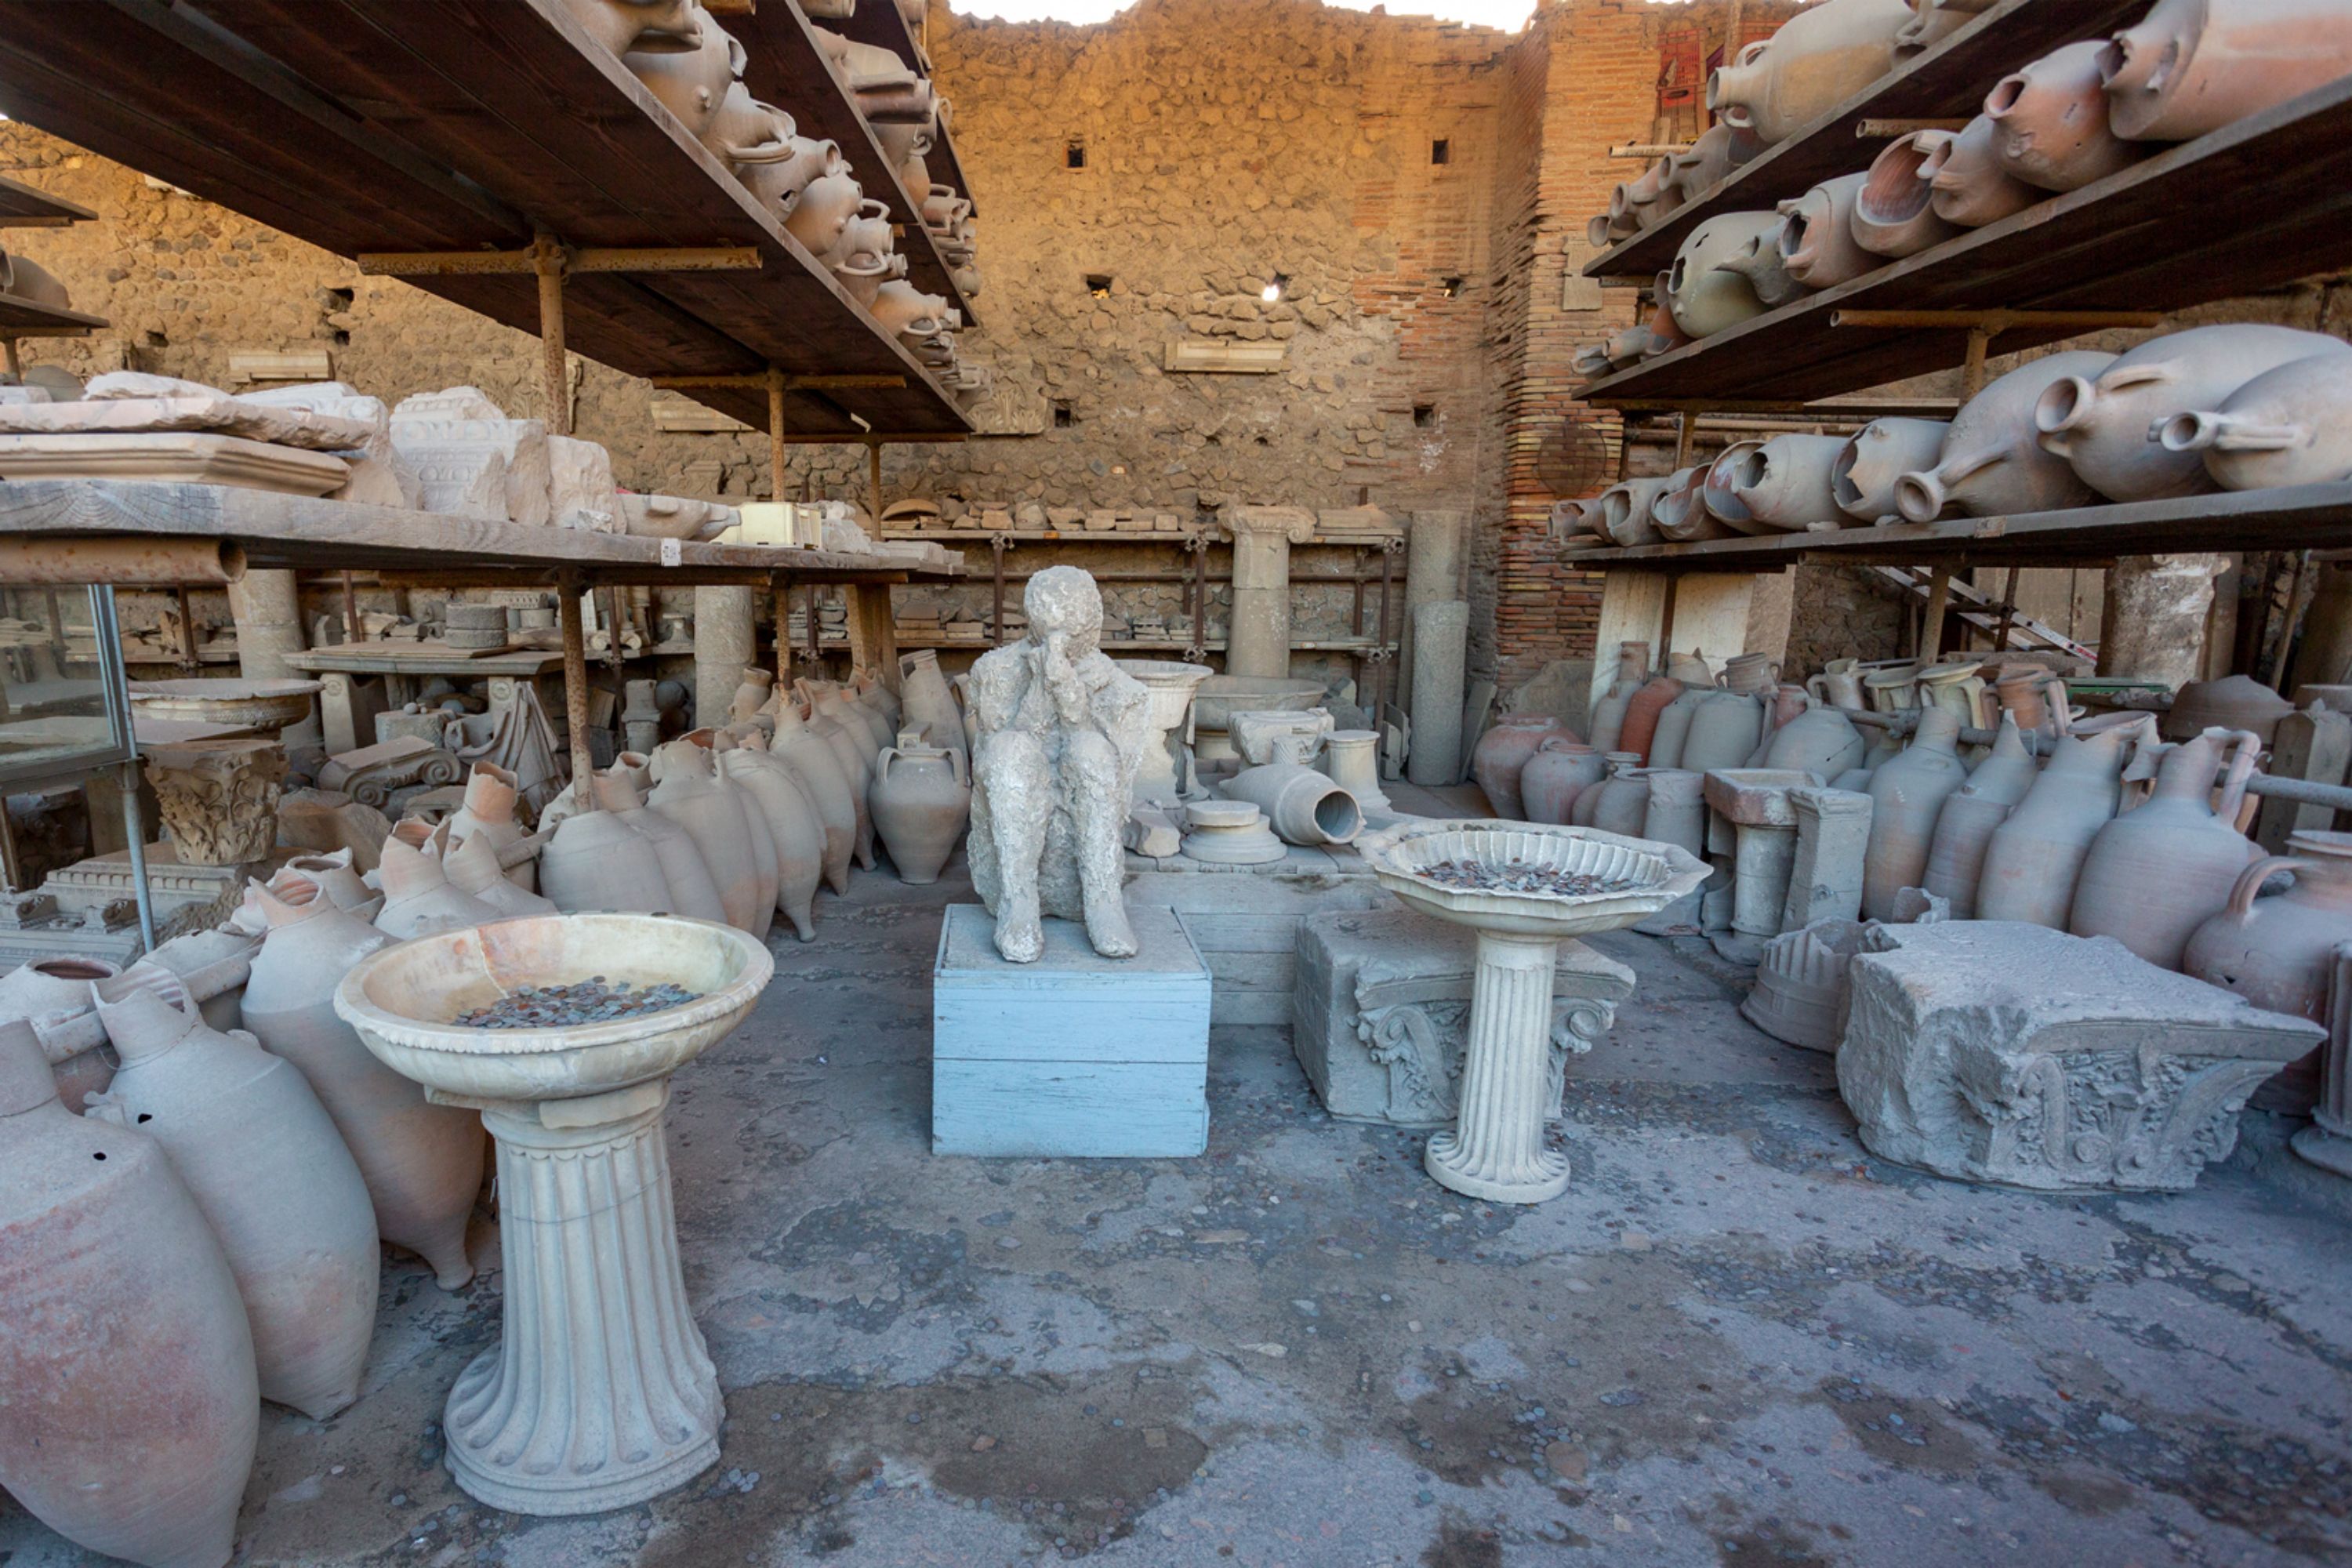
left=0, top=372, right=391, bottom=501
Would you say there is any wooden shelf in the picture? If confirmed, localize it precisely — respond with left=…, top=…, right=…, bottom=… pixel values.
left=1581, top=74, right=2352, bottom=408
left=725, top=1, right=977, bottom=314
left=0, top=290, right=106, bottom=336
left=758, top=0, right=977, bottom=214
left=1585, top=0, right=2143, bottom=282
left=890, top=635, right=1394, bottom=653
left=0, top=0, right=971, bottom=437
left=877, top=530, right=1399, bottom=547
left=0, top=172, right=96, bottom=228
left=1556, top=483, right=2352, bottom=572
left=0, top=481, right=964, bottom=587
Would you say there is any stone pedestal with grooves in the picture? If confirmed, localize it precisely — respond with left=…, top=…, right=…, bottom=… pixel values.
left=693, top=586, right=758, bottom=731
left=1406, top=601, right=1468, bottom=787
left=1701, top=768, right=1824, bottom=948
left=1782, top=787, right=1874, bottom=930
left=1321, top=729, right=1391, bottom=815
left=2294, top=942, right=2352, bottom=1178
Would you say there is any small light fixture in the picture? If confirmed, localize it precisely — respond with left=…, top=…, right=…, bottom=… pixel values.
left=1261, top=271, right=1288, bottom=303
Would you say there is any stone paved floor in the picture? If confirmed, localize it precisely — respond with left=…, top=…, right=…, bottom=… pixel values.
left=7, top=851, right=2350, bottom=1568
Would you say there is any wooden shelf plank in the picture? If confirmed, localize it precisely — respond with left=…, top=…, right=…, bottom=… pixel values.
left=1555, top=483, right=2352, bottom=571
left=1586, top=0, right=2144, bottom=281
left=0, top=0, right=971, bottom=437
left=0, top=481, right=964, bottom=586
left=1581, top=75, right=2352, bottom=407
left=724, top=1, right=978, bottom=314
left=0, top=171, right=98, bottom=227
left=0, top=290, right=107, bottom=335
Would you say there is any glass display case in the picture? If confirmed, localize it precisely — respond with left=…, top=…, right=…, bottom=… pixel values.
left=0, top=585, right=133, bottom=789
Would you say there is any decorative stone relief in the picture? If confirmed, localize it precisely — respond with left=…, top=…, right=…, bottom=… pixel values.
left=966, top=566, right=1153, bottom=963
left=143, top=739, right=287, bottom=866
left=389, top=387, right=551, bottom=525
left=546, top=434, right=616, bottom=532
left=1838, top=921, right=2324, bottom=1192
left=1294, top=908, right=1635, bottom=1127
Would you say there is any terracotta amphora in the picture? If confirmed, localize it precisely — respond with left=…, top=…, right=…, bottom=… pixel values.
left=1806, top=657, right=1867, bottom=711
left=1646, top=685, right=1707, bottom=769
left=1701, top=439, right=1771, bottom=532
left=899, top=648, right=965, bottom=755
left=1597, top=476, right=1671, bottom=546
left=1851, top=131, right=1961, bottom=257
left=771, top=702, right=860, bottom=892
left=1588, top=765, right=1654, bottom=838
left=538, top=788, right=680, bottom=916
left=1223, top=761, right=1363, bottom=846
left=1862, top=665, right=1920, bottom=711
left=719, top=744, right=826, bottom=940
left=240, top=877, right=482, bottom=1289
left=2187, top=828, right=2352, bottom=1108
left=646, top=740, right=768, bottom=935
left=1777, top=172, right=1876, bottom=290
left=609, top=750, right=657, bottom=799
left=871, top=731, right=972, bottom=883
left=1915, top=659, right=1987, bottom=731
left=1895, top=350, right=2116, bottom=521
left=844, top=680, right=899, bottom=752
left=447, top=761, right=534, bottom=888
left=441, top=826, right=558, bottom=919
left=784, top=170, right=866, bottom=260
left=1668, top=122, right=1763, bottom=204
left=374, top=830, right=499, bottom=940
left=2071, top=728, right=2261, bottom=968
left=2165, top=673, right=2295, bottom=744
left=561, top=0, right=702, bottom=59
left=2160, top=351, right=2352, bottom=492
left=1607, top=157, right=1675, bottom=232
left=1682, top=690, right=1768, bottom=774
left=0, top=1022, right=258, bottom=1568
left=1728, top=434, right=1849, bottom=529
left=87, top=981, right=378, bottom=1421
left=1973, top=720, right=2136, bottom=927
left=1707, top=0, right=1912, bottom=145
left=737, top=133, right=844, bottom=222
left=801, top=692, right=879, bottom=869
left=1762, top=702, right=1867, bottom=777
left=2036, top=325, right=2352, bottom=503
left=623, top=8, right=742, bottom=144
left=1860, top=706, right=1970, bottom=919
left=1667, top=212, right=1780, bottom=339
left=615, top=758, right=730, bottom=924
left=1471, top=714, right=1568, bottom=819
left=1722, top=228, right=1812, bottom=309
left=1920, top=114, right=2041, bottom=227
left=1920, top=710, right=2038, bottom=916
left=1522, top=739, right=1607, bottom=825
left=1570, top=752, right=1641, bottom=826
left=1985, top=40, right=2145, bottom=192
left=2101, top=0, right=2352, bottom=141
left=1665, top=648, right=1715, bottom=685
left=1833, top=417, right=1949, bottom=522
left=1653, top=465, right=1735, bottom=541
left=703, top=734, right=786, bottom=935
left=1719, top=652, right=1780, bottom=695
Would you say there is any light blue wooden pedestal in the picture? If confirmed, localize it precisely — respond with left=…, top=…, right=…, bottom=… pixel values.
left=931, top=903, right=1211, bottom=1157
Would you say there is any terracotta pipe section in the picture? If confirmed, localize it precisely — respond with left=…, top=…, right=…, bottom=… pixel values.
left=0, top=535, right=245, bottom=584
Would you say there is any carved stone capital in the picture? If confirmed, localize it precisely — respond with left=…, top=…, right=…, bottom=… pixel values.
left=143, top=738, right=287, bottom=866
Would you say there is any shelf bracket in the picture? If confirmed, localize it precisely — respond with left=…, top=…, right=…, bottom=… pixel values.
left=652, top=369, right=909, bottom=500
left=1831, top=307, right=2168, bottom=399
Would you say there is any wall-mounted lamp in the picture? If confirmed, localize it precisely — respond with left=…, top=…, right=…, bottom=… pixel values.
left=1261, top=272, right=1288, bottom=303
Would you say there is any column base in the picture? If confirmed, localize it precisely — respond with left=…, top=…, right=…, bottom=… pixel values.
left=2292, top=1123, right=2352, bottom=1179
left=1425, top=1129, right=1571, bottom=1203
left=445, top=1348, right=721, bottom=1516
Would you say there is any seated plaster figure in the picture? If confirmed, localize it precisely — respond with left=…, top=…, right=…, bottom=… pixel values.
left=966, top=565, right=1151, bottom=964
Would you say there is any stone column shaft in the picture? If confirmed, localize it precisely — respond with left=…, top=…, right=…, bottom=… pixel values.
left=692, top=586, right=758, bottom=735
left=447, top=1088, right=720, bottom=1515
left=1407, top=601, right=1468, bottom=787
left=1225, top=506, right=1316, bottom=681
left=2293, top=942, right=2352, bottom=1178
left=1399, top=508, right=1467, bottom=706
left=227, top=568, right=321, bottom=750
left=1425, top=930, right=1572, bottom=1203
left=1730, top=825, right=1800, bottom=938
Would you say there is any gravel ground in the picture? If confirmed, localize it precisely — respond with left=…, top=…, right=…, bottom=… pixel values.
left=7, top=850, right=2347, bottom=1568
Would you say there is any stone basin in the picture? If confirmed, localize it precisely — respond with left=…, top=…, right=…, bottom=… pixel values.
left=1192, top=675, right=1325, bottom=732
left=333, top=912, right=773, bottom=1106
left=1701, top=768, right=1825, bottom=827
left=1357, top=821, right=1708, bottom=941
left=128, top=677, right=321, bottom=730
left=1114, top=659, right=1214, bottom=732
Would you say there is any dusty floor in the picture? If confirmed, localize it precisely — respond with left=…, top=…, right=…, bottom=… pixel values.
left=6, top=844, right=2351, bottom=1568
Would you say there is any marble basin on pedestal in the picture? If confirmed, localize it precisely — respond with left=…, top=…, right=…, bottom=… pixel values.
left=1192, top=676, right=1327, bottom=761
left=1115, top=659, right=1212, bottom=804
left=128, top=677, right=321, bottom=731
left=334, top=913, right=772, bottom=1518
left=1358, top=822, right=1705, bottom=1202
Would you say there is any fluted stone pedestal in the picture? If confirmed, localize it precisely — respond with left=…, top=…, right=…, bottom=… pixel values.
left=1425, top=928, right=1575, bottom=1203
left=1320, top=729, right=1391, bottom=815
left=443, top=1080, right=720, bottom=1515
left=2293, top=942, right=2352, bottom=1179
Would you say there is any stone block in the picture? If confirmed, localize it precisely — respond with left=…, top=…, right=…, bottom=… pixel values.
left=1781, top=786, right=1873, bottom=931
left=1838, top=921, right=2324, bottom=1192
left=931, top=903, right=1210, bottom=1157
left=1293, top=909, right=1633, bottom=1126
left=0, top=431, right=350, bottom=495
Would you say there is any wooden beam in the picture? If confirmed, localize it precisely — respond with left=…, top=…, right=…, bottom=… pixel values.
left=1854, top=118, right=1970, bottom=137
left=533, top=231, right=570, bottom=438
left=357, top=245, right=764, bottom=276
left=558, top=575, right=593, bottom=809
left=1830, top=308, right=2167, bottom=332
left=652, top=372, right=906, bottom=390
